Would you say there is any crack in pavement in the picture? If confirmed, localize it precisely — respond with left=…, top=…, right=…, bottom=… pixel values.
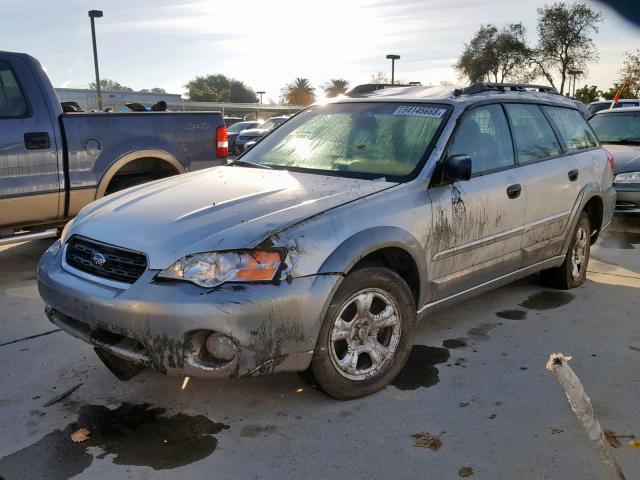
left=0, top=328, right=61, bottom=348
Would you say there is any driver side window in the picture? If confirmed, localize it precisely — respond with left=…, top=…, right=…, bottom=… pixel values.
left=448, top=104, right=515, bottom=175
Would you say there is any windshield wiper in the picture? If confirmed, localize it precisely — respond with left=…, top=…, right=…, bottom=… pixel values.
left=227, top=159, right=272, bottom=169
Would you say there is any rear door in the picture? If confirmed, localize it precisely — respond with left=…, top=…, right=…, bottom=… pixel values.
left=0, top=57, right=61, bottom=228
left=428, top=104, right=526, bottom=299
left=504, top=103, right=580, bottom=266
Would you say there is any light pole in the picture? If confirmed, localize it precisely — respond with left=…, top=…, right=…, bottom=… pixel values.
left=567, top=69, right=583, bottom=97
left=88, top=10, right=103, bottom=111
left=386, top=54, right=400, bottom=85
left=256, top=91, right=265, bottom=120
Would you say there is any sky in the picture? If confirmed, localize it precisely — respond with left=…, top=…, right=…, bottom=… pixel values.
left=2, top=0, right=639, bottom=101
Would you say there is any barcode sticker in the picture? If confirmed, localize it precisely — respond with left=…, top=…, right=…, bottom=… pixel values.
left=393, top=106, right=446, bottom=118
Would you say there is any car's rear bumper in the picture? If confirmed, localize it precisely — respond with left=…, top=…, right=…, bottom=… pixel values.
left=614, top=185, right=640, bottom=213
left=37, top=241, right=341, bottom=379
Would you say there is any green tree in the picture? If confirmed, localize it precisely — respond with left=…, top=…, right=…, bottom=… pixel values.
left=323, top=78, right=350, bottom=97
left=281, top=78, right=316, bottom=105
left=601, top=82, right=635, bottom=100
left=574, top=85, right=600, bottom=103
left=455, top=23, right=530, bottom=84
left=530, top=2, right=603, bottom=95
left=185, top=75, right=257, bottom=102
left=89, top=79, right=133, bottom=92
left=618, top=49, right=640, bottom=97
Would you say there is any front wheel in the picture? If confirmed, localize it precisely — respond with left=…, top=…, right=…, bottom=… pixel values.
left=310, top=267, right=417, bottom=400
left=541, top=211, right=591, bottom=289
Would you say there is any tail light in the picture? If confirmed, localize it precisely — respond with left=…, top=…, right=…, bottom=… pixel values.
left=216, top=126, right=228, bottom=158
left=604, top=148, right=615, bottom=175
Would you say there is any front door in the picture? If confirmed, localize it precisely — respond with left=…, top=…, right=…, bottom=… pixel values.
left=0, top=57, right=61, bottom=228
left=428, top=104, right=525, bottom=300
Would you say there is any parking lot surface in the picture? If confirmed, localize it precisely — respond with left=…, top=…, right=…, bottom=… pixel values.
left=0, top=218, right=638, bottom=479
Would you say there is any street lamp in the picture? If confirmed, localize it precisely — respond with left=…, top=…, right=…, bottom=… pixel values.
left=256, top=91, right=265, bottom=120
left=386, top=54, right=400, bottom=85
left=567, top=69, right=583, bottom=97
left=88, top=10, right=103, bottom=111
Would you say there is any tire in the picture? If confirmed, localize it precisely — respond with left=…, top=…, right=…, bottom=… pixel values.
left=309, top=267, right=417, bottom=400
left=541, top=211, right=591, bottom=289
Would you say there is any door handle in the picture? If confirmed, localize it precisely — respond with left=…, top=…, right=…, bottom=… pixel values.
left=24, top=132, right=51, bottom=150
left=568, top=169, right=579, bottom=181
left=506, top=183, right=522, bottom=199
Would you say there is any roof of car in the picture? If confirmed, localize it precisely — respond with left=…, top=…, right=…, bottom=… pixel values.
left=589, top=99, right=639, bottom=105
left=331, top=83, right=580, bottom=110
left=592, top=106, right=640, bottom=115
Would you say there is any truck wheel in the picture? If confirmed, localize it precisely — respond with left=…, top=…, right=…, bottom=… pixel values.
left=541, top=211, right=591, bottom=290
left=310, top=267, right=416, bottom=400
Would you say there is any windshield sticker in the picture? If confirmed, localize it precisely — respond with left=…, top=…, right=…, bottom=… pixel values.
left=393, top=106, right=446, bottom=118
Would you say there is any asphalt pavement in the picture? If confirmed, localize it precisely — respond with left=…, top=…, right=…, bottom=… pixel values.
left=0, top=217, right=638, bottom=480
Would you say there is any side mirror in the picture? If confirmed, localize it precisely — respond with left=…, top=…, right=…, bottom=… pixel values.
left=443, top=154, right=472, bottom=183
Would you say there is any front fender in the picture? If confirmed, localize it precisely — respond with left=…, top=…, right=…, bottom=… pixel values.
left=318, top=226, right=427, bottom=306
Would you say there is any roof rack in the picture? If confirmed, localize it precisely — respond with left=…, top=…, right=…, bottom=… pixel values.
left=454, top=83, right=559, bottom=97
left=345, top=83, right=421, bottom=96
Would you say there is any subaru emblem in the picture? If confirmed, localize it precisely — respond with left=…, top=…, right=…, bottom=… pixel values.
left=91, top=252, right=107, bottom=266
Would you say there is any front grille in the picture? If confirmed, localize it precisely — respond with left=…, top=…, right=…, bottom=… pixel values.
left=65, top=236, right=147, bottom=284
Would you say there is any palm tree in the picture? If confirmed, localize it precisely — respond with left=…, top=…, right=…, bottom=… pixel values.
left=282, top=78, right=316, bottom=106
left=324, top=78, right=350, bottom=97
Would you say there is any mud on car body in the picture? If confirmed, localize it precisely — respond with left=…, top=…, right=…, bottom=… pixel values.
left=38, top=82, right=616, bottom=399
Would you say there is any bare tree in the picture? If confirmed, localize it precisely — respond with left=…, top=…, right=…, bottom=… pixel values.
left=455, top=23, right=531, bottom=84
left=530, top=2, right=603, bottom=95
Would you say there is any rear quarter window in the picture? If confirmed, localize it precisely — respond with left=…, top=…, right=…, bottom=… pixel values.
left=542, top=106, right=598, bottom=152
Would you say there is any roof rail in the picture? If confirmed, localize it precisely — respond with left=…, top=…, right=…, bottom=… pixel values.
left=345, top=83, right=421, bottom=96
left=453, top=83, right=559, bottom=97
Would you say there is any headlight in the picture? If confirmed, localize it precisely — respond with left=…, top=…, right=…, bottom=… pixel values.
left=157, top=250, right=282, bottom=288
left=60, top=218, right=76, bottom=243
left=614, top=171, right=640, bottom=184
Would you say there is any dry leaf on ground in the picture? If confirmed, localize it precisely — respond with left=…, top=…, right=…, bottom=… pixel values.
left=459, top=467, right=474, bottom=477
left=628, top=440, right=640, bottom=448
left=604, top=430, right=622, bottom=448
left=411, top=431, right=444, bottom=451
left=70, top=427, right=90, bottom=443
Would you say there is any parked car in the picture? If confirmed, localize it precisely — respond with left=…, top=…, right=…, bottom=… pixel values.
left=234, top=116, right=289, bottom=152
left=224, top=117, right=244, bottom=128
left=0, top=51, right=227, bottom=245
left=227, top=121, right=262, bottom=154
left=587, top=99, right=640, bottom=115
left=38, top=83, right=615, bottom=399
left=589, top=107, right=640, bottom=213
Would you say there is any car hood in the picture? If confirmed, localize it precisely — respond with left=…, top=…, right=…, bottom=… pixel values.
left=69, top=167, right=397, bottom=269
left=239, top=128, right=268, bottom=136
left=604, top=144, right=640, bottom=174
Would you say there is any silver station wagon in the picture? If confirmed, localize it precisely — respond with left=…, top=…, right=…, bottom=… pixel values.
left=38, top=83, right=616, bottom=399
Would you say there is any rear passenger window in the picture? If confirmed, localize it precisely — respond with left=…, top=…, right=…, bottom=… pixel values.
left=0, top=61, right=28, bottom=117
left=543, top=106, right=598, bottom=152
left=448, top=104, right=514, bottom=175
left=504, top=104, right=562, bottom=163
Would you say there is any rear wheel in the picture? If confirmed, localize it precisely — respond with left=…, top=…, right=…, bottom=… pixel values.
left=309, top=267, right=416, bottom=400
left=541, top=211, right=591, bottom=289
left=105, top=174, right=164, bottom=195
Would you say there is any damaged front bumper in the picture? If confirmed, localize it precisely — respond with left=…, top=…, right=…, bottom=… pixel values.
left=37, top=243, right=341, bottom=379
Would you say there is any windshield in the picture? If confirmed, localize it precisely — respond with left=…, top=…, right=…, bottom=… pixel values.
left=239, top=103, right=449, bottom=180
left=228, top=122, right=259, bottom=134
left=590, top=113, right=640, bottom=144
